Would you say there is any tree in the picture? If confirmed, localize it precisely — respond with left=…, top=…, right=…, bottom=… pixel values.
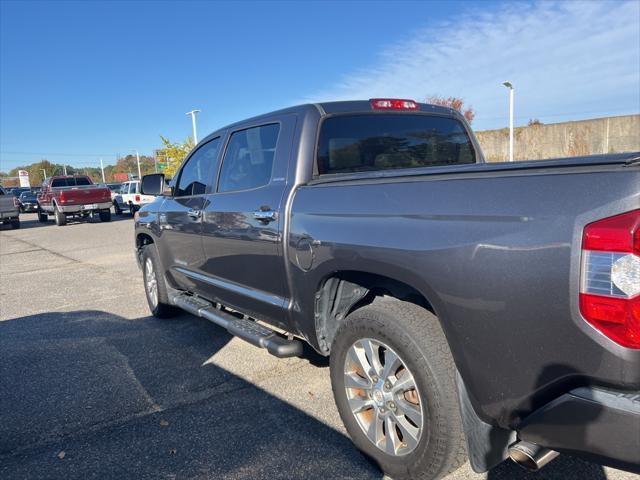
left=426, top=96, right=475, bottom=123
left=155, top=135, right=195, bottom=179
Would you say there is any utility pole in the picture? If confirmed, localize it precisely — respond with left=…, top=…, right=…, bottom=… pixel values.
left=185, top=109, right=201, bottom=144
left=63, top=164, right=68, bottom=176
left=41, top=168, right=47, bottom=180
left=502, top=81, right=514, bottom=162
left=100, top=158, right=106, bottom=183
left=135, top=150, right=142, bottom=179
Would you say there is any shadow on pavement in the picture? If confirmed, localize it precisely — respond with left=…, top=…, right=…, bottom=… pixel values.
left=0, top=310, right=380, bottom=480
left=2, top=212, right=133, bottom=230
left=487, top=455, right=607, bottom=479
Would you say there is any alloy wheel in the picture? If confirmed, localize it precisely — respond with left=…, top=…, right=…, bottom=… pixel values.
left=343, top=338, right=423, bottom=456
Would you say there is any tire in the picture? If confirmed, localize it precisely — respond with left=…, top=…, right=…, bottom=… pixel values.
left=10, top=218, right=20, bottom=229
left=141, top=244, right=178, bottom=318
left=37, top=206, right=48, bottom=222
left=330, top=296, right=466, bottom=480
left=54, top=205, right=67, bottom=226
left=129, top=203, right=138, bottom=215
left=99, top=210, right=111, bottom=222
left=113, top=201, right=122, bottom=215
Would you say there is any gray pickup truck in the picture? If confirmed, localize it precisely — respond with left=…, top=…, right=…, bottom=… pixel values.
left=135, top=99, right=640, bottom=480
left=0, top=186, right=21, bottom=229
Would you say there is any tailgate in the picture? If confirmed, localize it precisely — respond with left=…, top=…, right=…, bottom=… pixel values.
left=57, top=186, right=111, bottom=204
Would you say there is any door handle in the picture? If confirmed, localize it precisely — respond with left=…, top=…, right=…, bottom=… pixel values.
left=253, top=209, right=277, bottom=222
left=187, top=209, right=201, bottom=219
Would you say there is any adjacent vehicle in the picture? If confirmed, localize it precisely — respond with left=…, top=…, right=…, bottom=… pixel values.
left=9, top=187, right=31, bottom=198
left=0, top=185, right=20, bottom=229
left=113, top=180, right=155, bottom=215
left=100, top=182, right=122, bottom=201
left=37, top=175, right=112, bottom=226
left=17, top=191, right=38, bottom=213
left=134, top=99, right=640, bottom=480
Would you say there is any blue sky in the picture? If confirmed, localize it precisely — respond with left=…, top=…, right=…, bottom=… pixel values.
left=1, top=0, right=639, bottom=171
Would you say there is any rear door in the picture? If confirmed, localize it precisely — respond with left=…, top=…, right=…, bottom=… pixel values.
left=157, top=136, right=223, bottom=294
left=200, top=116, right=296, bottom=329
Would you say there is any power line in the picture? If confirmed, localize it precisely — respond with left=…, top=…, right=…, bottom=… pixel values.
left=0, top=150, right=121, bottom=156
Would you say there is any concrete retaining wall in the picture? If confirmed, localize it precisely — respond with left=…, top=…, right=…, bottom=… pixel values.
left=475, top=115, right=640, bottom=162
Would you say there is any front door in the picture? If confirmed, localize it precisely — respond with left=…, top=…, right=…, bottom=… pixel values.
left=200, top=118, right=295, bottom=329
left=158, top=136, right=222, bottom=294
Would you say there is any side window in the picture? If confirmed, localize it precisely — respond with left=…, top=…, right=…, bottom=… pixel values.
left=218, top=123, right=279, bottom=193
left=129, top=183, right=136, bottom=194
left=51, top=178, right=66, bottom=187
left=175, top=137, right=221, bottom=197
left=120, top=183, right=129, bottom=194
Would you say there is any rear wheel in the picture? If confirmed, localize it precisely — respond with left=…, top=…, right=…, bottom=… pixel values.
left=99, top=210, right=111, bottom=222
left=330, top=296, right=466, bottom=480
left=141, top=244, right=178, bottom=318
left=10, top=218, right=20, bottom=229
left=37, top=206, right=48, bottom=223
left=113, top=201, right=122, bottom=215
left=54, top=205, right=67, bottom=226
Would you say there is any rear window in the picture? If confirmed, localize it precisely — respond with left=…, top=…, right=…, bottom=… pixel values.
left=317, top=114, right=476, bottom=175
left=51, top=176, right=92, bottom=187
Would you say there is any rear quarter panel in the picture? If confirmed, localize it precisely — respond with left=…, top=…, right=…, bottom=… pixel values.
left=288, top=166, right=640, bottom=427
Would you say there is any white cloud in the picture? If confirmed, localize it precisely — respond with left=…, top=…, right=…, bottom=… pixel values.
left=307, top=1, right=640, bottom=129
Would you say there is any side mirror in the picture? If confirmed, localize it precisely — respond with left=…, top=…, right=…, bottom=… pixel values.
left=140, top=173, right=165, bottom=196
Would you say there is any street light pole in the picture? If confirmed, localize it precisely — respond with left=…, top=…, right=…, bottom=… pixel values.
left=100, top=158, right=106, bottom=183
left=41, top=168, right=47, bottom=179
left=503, top=81, right=514, bottom=162
left=135, top=150, right=142, bottom=179
left=185, top=109, right=201, bottom=144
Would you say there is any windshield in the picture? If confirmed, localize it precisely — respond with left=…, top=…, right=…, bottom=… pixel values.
left=317, top=114, right=476, bottom=175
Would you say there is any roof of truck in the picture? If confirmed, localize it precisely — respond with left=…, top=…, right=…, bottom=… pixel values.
left=200, top=99, right=459, bottom=145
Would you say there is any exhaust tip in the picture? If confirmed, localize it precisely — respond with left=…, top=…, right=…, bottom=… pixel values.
left=508, top=440, right=559, bottom=471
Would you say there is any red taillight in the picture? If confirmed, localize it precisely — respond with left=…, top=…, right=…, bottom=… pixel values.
left=135, top=195, right=140, bottom=202
left=583, top=209, right=640, bottom=254
left=580, top=210, right=640, bottom=348
left=59, top=192, right=66, bottom=203
left=370, top=98, right=419, bottom=110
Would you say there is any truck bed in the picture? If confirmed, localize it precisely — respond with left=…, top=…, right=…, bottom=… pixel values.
left=289, top=154, right=640, bottom=428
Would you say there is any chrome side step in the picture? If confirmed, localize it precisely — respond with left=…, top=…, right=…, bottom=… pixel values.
left=171, top=293, right=303, bottom=358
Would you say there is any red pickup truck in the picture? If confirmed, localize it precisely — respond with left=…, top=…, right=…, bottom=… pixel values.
left=37, top=175, right=112, bottom=226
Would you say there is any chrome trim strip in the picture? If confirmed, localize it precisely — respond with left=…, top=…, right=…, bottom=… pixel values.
left=174, top=267, right=287, bottom=308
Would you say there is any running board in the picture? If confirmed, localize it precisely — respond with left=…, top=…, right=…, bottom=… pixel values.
left=171, top=293, right=303, bottom=358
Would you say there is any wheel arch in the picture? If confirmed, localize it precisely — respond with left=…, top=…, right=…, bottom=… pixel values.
left=313, top=270, right=439, bottom=355
left=135, top=232, right=157, bottom=268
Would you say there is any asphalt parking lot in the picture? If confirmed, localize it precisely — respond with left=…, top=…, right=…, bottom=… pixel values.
left=0, top=214, right=636, bottom=480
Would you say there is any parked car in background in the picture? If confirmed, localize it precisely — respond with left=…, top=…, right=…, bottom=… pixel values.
left=9, top=187, right=30, bottom=198
left=37, top=175, right=112, bottom=226
left=17, top=191, right=38, bottom=213
left=106, top=183, right=122, bottom=200
left=0, top=185, right=20, bottom=229
left=135, top=99, right=640, bottom=480
left=113, top=180, right=155, bottom=215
